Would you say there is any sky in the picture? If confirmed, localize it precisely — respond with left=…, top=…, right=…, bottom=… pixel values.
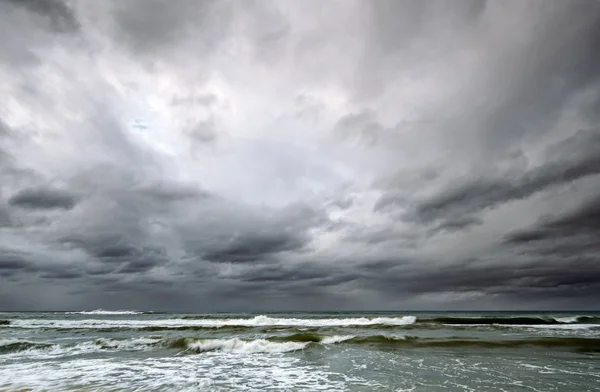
left=0, top=0, right=599, bottom=311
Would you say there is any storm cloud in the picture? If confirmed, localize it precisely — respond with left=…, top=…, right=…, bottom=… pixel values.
left=1, top=0, right=600, bottom=311
left=8, top=187, right=78, bottom=210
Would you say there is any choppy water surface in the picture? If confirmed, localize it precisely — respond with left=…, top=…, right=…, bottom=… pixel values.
left=1, top=311, right=599, bottom=391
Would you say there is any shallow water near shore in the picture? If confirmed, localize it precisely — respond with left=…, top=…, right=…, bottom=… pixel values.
left=1, top=311, right=599, bottom=391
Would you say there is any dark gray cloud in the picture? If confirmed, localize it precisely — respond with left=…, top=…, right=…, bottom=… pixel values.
left=4, top=0, right=79, bottom=32
left=474, top=4, right=600, bottom=154
left=0, top=0, right=599, bottom=311
left=391, top=129, right=600, bottom=230
left=504, top=194, right=600, bottom=258
left=0, top=207, right=12, bottom=228
left=40, top=270, right=82, bottom=280
left=202, top=231, right=306, bottom=263
left=0, top=0, right=81, bottom=69
left=107, top=0, right=234, bottom=60
left=8, top=187, right=78, bottom=210
left=0, top=255, right=30, bottom=271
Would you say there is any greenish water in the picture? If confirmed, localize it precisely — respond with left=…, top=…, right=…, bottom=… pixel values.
left=1, top=311, right=599, bottom=391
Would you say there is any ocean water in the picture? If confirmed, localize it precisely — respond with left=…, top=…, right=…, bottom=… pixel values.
left=1, top=311, right=599, bottom=391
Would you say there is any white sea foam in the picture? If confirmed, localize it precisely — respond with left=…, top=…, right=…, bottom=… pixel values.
left=0, top=339, right=20, bottom=346
left=321, top=335, right=355, bottom=344
left=65, top=309, right=143, bottom=315
left=526, top=324, right=597, bottom=331
left=185, top=338, right=308, bottom=354
left=0, top=354, right=355, bottom=392
left=2, top=337, right=313, bottom=359
left=553, top=316, right=579, bottom=324
left=94, top=337, right=162, bottom=350
left=383, top=334, right=407, bottom=341
left=9, top=315, right=417, bottom=329
left=0, top=337, right=163, bottom=362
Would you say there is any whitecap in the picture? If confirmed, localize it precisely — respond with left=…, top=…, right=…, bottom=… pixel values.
left=321, top=335, right=355, bottom=344
left=553, top=316, right=579, bottom=324
left=185, top=338, right=308, bottom=354
left=10, top=315, right=417, bottom=329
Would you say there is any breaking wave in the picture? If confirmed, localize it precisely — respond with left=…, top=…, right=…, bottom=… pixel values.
left=7, top=314, right=600, bottom=333
left=174, top=338, right=308, bottom=354
left=8, top=315, right=417, bottom=329
left=136, top=325, right=254, bottom=332
left=0, top=337, right=309, bottom=356
left=321, top=335, right=355, bottom=344
left=269, top=333, right=355, bottom=343
left=4, top=335, right=599, bottom=357
left=0, top=340, right=53, bottom=354
left=0, top=337, right=163, bottom=358
left=189, top=315, right=418, bottom=327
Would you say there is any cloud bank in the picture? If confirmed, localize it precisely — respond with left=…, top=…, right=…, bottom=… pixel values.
left=1, top=0, right=599, bottom=311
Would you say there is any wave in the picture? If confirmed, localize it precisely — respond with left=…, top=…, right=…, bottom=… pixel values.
left=137, top=325, right=254, bottom=332
left=8, top=315, right=417, bottom=329
left=175, top=338, right=308, bottom=354
left=8, top=314, right=599, bottom=332
left=570, top=316, right=600, bottom=323
left=0, top=336, right=316, bottom=357
left=424, top=315, right=600, bottom=325
left=5, top=334, right=599, bottom=357
left=0, top=337, right=163, bottom=358
left=65, top=309, right=143, bottom=315
left=192, top=315, right=418, bottom=327
left=345, top=335, right=600, bottom=352
left=164, top=335, right=360, bottom=353
left=0, top=340, right=53, bottom=354
left=321, top=335, right=355, bottom=344
left=268, top=333, right=600, bottom=352
left=0, top=320, right=9, bottom=326
left=269, top=333, right=355, bottom=343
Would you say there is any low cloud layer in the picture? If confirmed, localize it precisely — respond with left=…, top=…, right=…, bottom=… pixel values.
left=1, top=0, right=599, bottom=311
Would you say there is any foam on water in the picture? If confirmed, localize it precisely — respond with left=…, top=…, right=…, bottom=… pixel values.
left=2, top=311, right=599, bottom=391
left=0, top=337, right=163, bottom=362
left=526, top=323, right=597, bottom=330
left=321, top=335, right=355, bottom=344
left=185, top=338, right=308, bottom=354
left=5, top=345, right=592, bottom=392
left=0, top=353, right=359, bottom=392
left=7, top=315, right=417, bottom=329
left=553, top=316, right=579, bottom=324
left=0, top=335, right=378, bottom=360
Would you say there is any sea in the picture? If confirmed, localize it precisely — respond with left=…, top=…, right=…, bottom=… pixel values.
left=0, top=311, right=599, bottom=391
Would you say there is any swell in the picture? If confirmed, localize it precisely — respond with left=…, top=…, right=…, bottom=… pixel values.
left=270, top=334, right=600, bottom=352
left=136, top=325, right=254, bottom=332
left=423, top=315, right=600, bottom=325
left=576, top=316, right=600, bottom=324
left=11, top=326, right=331, bottom=335
left=4, top=335, right=600, bottom=356
left=0, top=338, right=163, bottom=356
left=346, top=335, right=600, bottom=351
left=6, top=315, right=599, bottom=333
left=0, top=341, right=53, bottom=354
